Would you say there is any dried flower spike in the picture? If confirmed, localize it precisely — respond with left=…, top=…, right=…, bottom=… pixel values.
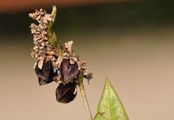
left=30, top=6, right=93, bottom=120
left=29, top=7, right=92, bottom=115
left=29, top=6, right=58, bottom=85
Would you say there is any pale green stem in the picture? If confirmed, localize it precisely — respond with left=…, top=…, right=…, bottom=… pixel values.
left=79, top=80, right=93, bottom=120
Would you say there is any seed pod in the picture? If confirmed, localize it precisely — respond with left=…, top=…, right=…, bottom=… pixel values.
left=35, top=57, right=58, bottom=85
left=56, top=82, right=77, bottom=103
left=60, top=59, right=79, bottom=83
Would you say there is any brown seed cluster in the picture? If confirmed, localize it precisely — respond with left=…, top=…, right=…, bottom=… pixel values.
left=29, top=9, right=53, bottom=61
left=29, top=7, right=92, bottom=103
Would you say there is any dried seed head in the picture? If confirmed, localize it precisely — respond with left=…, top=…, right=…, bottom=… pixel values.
left=30, top=7, right=92, bottom=103
left=56, top=82, right=77, bottom=103
left=29, top=9, right=54, bottom=61
left=65, top=41, right=73, bottom=53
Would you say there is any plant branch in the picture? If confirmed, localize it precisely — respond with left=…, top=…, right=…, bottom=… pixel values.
left=79, top=79, right=93, bottom=120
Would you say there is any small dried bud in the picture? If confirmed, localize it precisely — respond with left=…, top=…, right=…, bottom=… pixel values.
left=60, top=59, right=79, bottom=83
left=65, top=41, right=73, bottom=53
left=35, top=57, right=58, bottom=85
left=56, top=82, right=77, bottom=103
left=84, top=73, right=93, bottom=81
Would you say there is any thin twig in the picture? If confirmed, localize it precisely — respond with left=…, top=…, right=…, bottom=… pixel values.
left=79, top=81, right=93, bottom=120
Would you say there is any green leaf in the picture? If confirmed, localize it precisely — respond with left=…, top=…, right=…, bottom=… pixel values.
left=94, top=79, right=129, bottom=120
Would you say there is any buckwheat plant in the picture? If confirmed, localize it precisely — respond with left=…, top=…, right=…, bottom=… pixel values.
left=29, top=6, right=129, bottom=120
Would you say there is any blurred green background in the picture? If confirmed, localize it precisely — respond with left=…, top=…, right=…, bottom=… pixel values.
left=1, top=1, right=174, bottom=36
left=0, top=1, right=174, bottom=120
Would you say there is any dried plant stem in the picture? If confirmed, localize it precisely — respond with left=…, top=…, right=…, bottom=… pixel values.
left=79, top=81, right=93, bottom=120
